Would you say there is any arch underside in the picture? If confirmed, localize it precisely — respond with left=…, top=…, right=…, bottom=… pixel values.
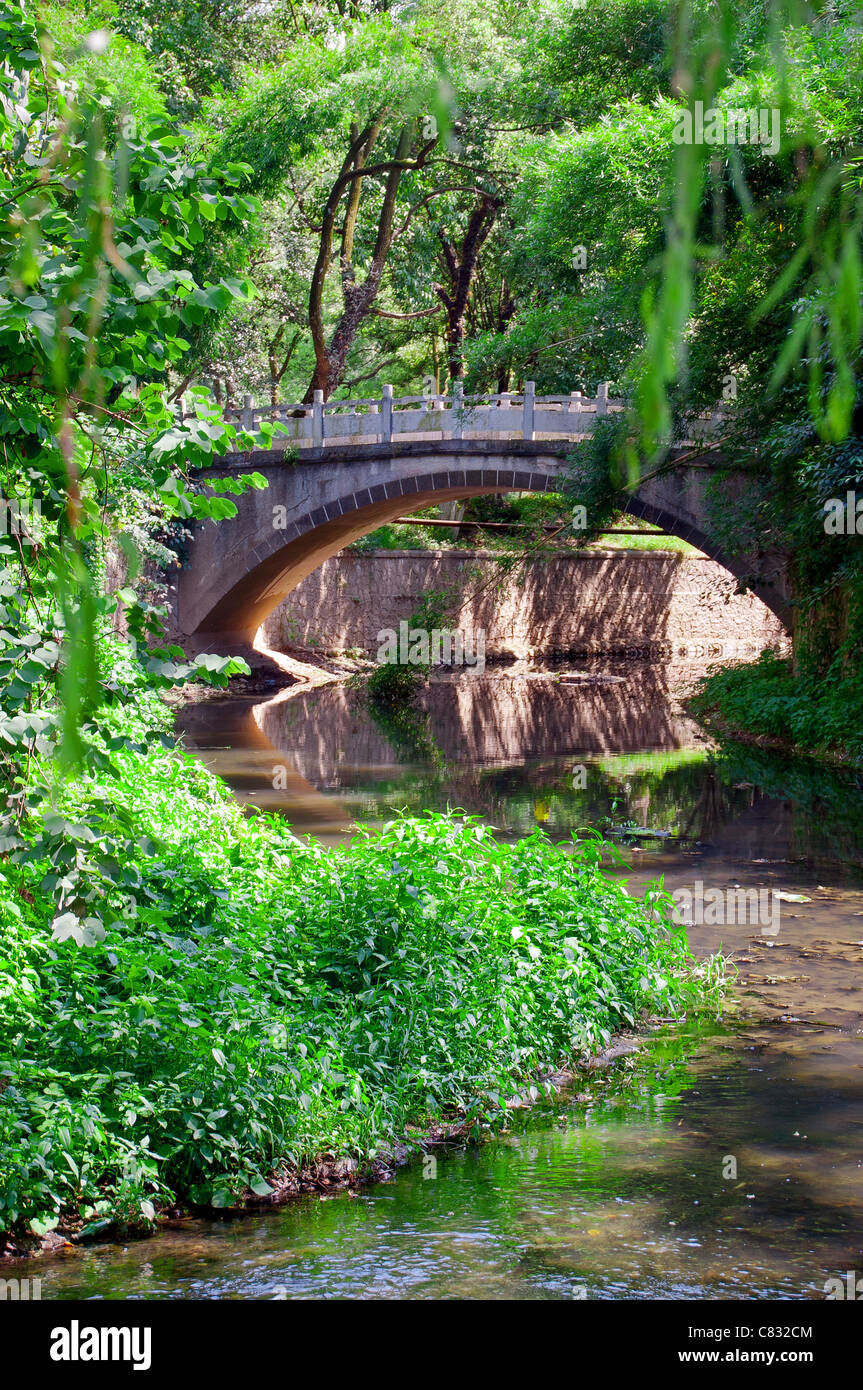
left=182, top=464, right=791, bottom=649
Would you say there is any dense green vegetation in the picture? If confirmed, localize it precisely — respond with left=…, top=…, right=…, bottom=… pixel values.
left=692, top=650, right=863, bottom=764
left=0, top=0, right=860, bottom=1249
left=0, top=655, right=719, bottom=1237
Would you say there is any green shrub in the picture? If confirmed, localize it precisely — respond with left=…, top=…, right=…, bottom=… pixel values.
left=691, top=651, right=863, bottom=763
left=0, top=737, right=722, bottom=1239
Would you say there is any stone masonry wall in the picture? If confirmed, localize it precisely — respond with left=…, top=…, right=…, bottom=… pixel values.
left=256, top=549, right=788, bottom=662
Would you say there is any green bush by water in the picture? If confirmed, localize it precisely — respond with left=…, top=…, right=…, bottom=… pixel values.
left=0, top=729, right=723, bottom=1242
left=692, top=651, right=863, bottom=765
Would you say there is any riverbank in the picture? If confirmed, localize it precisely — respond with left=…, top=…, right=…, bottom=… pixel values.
left=690, top=652, right=863, bottom=769
left=15, top=831, right=863, bottom=1299
left=0, top=667, right=726, bottom=1264
left=1, top=1028, right=653, bottom=1266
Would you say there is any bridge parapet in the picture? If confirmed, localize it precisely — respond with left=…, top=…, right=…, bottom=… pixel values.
left=180, top=382, right=727, bottom=451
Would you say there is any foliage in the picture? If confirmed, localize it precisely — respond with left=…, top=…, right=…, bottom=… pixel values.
left=691, top=650, right=863, bottom=764
left=511, top=0, right=863, bottom=682
left=0, top=693, right=721, bottom=1237
left=365, top=585, right=456, bottom=708
left=0, top=3, right=292, bottom=985
left=365, top=655, right=425, bottom=706
left=0, top=0, right=280, bottom=780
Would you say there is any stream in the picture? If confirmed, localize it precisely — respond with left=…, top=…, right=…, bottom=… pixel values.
left=23, top=659, right=863, bottom=1299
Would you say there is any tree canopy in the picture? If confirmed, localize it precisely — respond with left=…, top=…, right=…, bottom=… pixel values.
left=0, top=0, right=861, bottom=825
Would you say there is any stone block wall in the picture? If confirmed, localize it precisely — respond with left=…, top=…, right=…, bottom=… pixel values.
left=256, top=548, right=787, bottom=662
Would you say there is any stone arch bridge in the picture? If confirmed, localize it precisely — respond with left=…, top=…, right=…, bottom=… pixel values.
left=174, top=385, right=790, bottom=668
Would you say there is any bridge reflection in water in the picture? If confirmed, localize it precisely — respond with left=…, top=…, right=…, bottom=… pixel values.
left=175, top=659, right=863, bottom=870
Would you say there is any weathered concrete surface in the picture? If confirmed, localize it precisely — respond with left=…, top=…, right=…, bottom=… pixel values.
left=257, top=548, right=787, bottom=663
left=175, top=440, right=791, bottom=659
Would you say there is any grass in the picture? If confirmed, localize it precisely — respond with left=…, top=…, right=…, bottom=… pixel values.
left=586, top=532, right=700, bottom=554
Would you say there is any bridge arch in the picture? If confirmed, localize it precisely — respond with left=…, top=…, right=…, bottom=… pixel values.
left=176, top=440, right=791, bottom=662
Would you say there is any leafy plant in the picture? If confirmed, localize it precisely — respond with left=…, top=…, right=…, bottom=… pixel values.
left=0, top=697, right=724, bottom=1238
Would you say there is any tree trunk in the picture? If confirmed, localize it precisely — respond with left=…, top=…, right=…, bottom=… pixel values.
left=303, top=121, right=435, bottom=401
left=433, top=195, right=499, bottom=387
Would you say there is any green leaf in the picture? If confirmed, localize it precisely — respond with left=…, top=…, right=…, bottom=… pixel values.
left=29, top=1214, right=60, bottom=1236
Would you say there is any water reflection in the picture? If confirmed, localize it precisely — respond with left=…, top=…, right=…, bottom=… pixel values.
left=176, top=663, right=863, bottom=869
left=19, top=1022, right=863, bottom=1300
left=256, top=665, right=704, bottom=777
left=18, top=662, right=863, bottom=1300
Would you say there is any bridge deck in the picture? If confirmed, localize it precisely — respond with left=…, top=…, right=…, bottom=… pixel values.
left=182, top=383, right=726, bottom=453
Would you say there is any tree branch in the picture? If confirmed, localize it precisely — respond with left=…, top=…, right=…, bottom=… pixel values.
left=370, top=304, right=442, bottom=319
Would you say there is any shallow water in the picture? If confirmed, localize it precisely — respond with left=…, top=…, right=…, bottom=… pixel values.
left=22, top=661, right=863, bottom=1299
left=22, top=1018, right=863, bottom=1300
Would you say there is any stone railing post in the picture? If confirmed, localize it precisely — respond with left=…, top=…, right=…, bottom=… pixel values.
left=596, top=381, right=609, bottom=417
left=242, top=393, right=254, bottom=431
left=381, top=384, right=393, bottom=443
left=452, top=380, right=464, bottom=440
left=312, top=389, right=324, bottom=448
left=522, top=380, right=535, bottom=440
